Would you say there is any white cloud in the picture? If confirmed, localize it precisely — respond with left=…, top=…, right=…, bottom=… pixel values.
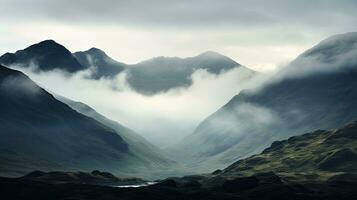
left=9, top=65, right=268, bottom=147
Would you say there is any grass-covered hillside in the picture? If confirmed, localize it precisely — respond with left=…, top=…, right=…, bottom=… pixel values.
left=220, top=121, right=357, bottom=179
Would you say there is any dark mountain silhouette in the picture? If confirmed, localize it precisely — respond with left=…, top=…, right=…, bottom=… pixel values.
left=126, top=51, right=252, bottom=95
left=174, top=32, right=357, bottom=171
left=0, top=40, right=85, bottom=72
left=73, top=48, right=126, bottom=79
left=55, top=95, right=178, bottom=178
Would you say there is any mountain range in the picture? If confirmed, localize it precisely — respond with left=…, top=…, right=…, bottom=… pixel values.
left=1, top=32, right=357, bottom=182
left=0, top=41, right=253, bottom=95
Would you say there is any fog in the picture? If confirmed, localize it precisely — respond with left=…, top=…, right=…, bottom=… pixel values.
left=0, top=73, right=41, bottom=97
left=274, top=32, right=357, bottom=80
left=9, top=65, right=269, bottom=147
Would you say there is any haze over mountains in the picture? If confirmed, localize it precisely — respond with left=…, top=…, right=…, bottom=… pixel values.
left=174, top=32, right=357, bottom=171
left=0, top=32, right=357, bottom=183
left=1, top=0, right=357, bottom=198
left=0, top=40, right=252, bottom=95
left=0, top=39, right=259, bottom=147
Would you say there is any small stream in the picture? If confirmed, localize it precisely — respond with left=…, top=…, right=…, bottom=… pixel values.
left=114, top=182, right=157, bottom=188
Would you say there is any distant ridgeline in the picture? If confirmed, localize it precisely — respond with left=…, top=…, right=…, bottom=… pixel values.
left=0, top=40, right=252, bottom=95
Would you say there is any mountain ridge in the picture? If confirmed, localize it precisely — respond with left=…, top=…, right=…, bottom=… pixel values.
left=0, top=40, right=255, bottom=95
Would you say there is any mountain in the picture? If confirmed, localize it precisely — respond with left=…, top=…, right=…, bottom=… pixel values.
left=0, top=64, right=172, bottom=179
left=73, top=48, right=126, bottom=79
left=174, top=32, right=357, bottom=171
left=126, top=51, right=252, bottom=95
left=0, top=40, right=85, bottom=72
left=55, top=95, right=177, bottom=177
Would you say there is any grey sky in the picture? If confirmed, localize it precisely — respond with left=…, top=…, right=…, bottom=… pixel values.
left=1, top=0, right=357, bottom=71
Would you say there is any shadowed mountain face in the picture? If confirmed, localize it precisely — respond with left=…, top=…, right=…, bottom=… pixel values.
left=126, top=51, right=247, bottom=95
left=175, top=32, right=357, bottom=171
left=0, top=40, right=85, bottom=72
left=0, top=65, right=171, bottom=178
left=73, top=48, right=126, bottom=79
left=55, top=95, right=178, bottom=178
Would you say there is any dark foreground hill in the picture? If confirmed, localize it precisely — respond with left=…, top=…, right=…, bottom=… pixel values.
left=1, top=121, right=356, bottom=200
left=20, top=170, right=145, bottom=186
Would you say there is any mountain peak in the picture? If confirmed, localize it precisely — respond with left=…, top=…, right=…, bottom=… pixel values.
left=73, top=48, right=126, bottom=79
left=86, top=47, right=106, bottom=55
left=28, top=39, right=66, bottom=51
left=195, top=51, right=240, bottom=67
left=300, top=32, right=357, bottom=60
left=197, top=51, right=225, bottom=57
left=0, top=40, right=85, bottom=72
left=37, top=39, right=59, bottom=45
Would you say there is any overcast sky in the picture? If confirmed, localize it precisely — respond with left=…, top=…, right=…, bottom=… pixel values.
left=1, top=0, right=357, bottom=71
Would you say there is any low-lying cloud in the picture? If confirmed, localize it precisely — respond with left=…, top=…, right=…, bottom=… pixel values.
left=268, top=32, right=357, bottom=82
left=9, top=65, right=268, bottom=147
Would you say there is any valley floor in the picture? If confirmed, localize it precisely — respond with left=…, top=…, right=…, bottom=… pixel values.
left=1, top=172, right=357, bottom=200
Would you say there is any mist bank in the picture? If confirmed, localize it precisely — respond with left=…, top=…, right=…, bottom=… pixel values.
left=8, top=63, right=268, bottom=147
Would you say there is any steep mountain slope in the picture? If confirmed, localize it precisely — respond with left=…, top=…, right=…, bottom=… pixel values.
left=175, top=32, right=357, bottom=171
left=0, top=65, right=170, bottom=178
left=126, top=51, right=252, bottom=95
left=73, top=48, right=126, bottom=79
left=55, top=95, right=175, bottom=172
left=0, top=40, right=85, bottom=72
